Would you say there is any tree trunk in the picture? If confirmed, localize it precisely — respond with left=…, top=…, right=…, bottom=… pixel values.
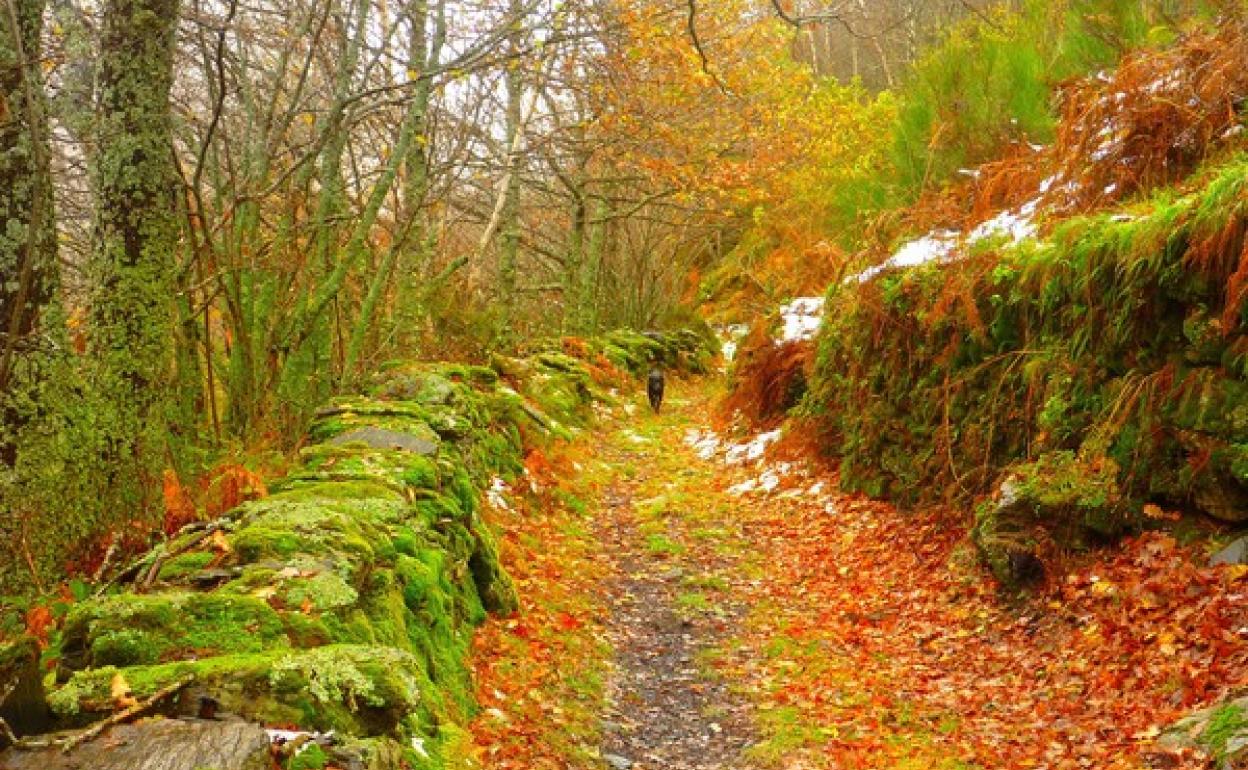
left=0, top=0, right=57, bottom=403
left=496, top=0, right=524, bottom=339
left=89, top=0, right=181, bottom=491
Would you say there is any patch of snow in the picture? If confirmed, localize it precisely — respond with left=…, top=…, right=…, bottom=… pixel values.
left=723, top=429, right=782, bottom=465
left=624, top=430, right=651, bottom=445
left=850, top=229, right=959, bottom=284
left=486, top=477, right=512, bottom=512
left=732, top=469, right=782, bottom=496
left=727, top=478, right=758, bottom=496
left=683, top=429, right=722, bottom=460
left=968, top=206, right=1037, bottom=245
left=411, top=737, right=429, bottom=759
left=717, top=324, right=750, bottom=363
left=1145, top=71, right=1184, bottom=94
left=778, top=297, right=825, bottom=343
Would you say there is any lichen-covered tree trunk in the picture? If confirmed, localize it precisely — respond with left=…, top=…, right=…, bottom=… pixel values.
left=495, top=0, right=524, bottom=340
left=341, top=0, right=447, bottom=383
left=89, top=0, right=182, bottom=500
left=0, top=0, right=58, bottom=427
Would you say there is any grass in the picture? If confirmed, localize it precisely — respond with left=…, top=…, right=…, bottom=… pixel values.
left=682, top=573, right=729, bottom=592
left=675, top=590, right=713, bottom=614
left=644, top=534, right=685, bottom=556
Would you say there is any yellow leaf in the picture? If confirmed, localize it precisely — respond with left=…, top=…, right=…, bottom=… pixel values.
left=111, top=673, right=138, bottom=709
left=210, top=529, right=233, bottom=554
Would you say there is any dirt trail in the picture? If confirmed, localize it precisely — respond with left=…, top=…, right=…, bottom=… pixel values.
left=594, top=385, right=761, bottom=770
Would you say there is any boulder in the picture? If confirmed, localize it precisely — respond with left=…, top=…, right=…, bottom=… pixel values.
left=329, top=426, right=439, bottom=456
left=1192, top=477, right=1248, bottom=524
left=0, top=718, right=271, bottom=770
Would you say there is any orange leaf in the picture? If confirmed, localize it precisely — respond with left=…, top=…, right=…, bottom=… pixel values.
left=25, top=605, right=53, bottom=648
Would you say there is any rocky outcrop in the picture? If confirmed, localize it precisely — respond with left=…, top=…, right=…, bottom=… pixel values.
left=0, top=329, right=713, bottom=770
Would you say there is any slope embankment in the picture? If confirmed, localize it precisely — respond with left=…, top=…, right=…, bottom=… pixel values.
left=758, top=28, right=1248, bottom=587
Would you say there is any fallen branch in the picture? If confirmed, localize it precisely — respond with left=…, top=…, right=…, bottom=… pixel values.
left=60, top=676, right=194, bottom=754
left=0, top=716, right=16, bottom=748
left=94, top=520, right=223, bottom=598
left=141, top=524, right=224, bottom=591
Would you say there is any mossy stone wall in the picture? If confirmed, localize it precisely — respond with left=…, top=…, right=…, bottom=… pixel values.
left=4, top=328, right=710, bottom=769
left=808, top=157, right=1248, bottom=559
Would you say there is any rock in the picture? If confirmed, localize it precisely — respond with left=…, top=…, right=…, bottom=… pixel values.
left=1192, top=476, right=1248, bottom=524
left=0, top=637, right=50, bottom=739
left=413, top=373, right=456, bottom=406
left=329, top=426, right=439, bottom=456
left=0, top=718, right=270, bottom=770
left=1210, top=536, right=1248, bottom=567
left=972, top=452, right=1138, bottom=589
left=1157, top=695, right=1248, bottom=765
left=603, top=752, right=634, bottom=770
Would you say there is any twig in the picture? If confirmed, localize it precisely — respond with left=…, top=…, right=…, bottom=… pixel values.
left=90, top=535, right=119, bottom=584
left=685, top=0, right=732, bottom=94
left=94, top=519, right=220, bottom=598
left=59, top=676, right=194, bottom=754
left=0, top=716, right=16, bottom=748
left=141, top=524, right=223, bottom=591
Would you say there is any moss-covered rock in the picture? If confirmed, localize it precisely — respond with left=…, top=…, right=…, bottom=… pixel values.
left=1158, top=695, right=1248, bottom=765
left=59, top=592, right=288, bottom=671
left=809, top=157, right=1248, bottom=534
left=972, top=452, right=1139, bottom=588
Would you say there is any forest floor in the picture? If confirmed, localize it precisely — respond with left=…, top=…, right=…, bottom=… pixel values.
left=468, top=380, right=1247, bottom=770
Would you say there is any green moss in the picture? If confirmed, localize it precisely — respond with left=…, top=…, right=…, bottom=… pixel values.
left=287, top=743, right=329, bottom=770
left=157, top=551, right=216, bottom=581
left=1200, top=703, right=1248, bottom=762
left=280, top=571, right=359, bottom=612
left=60, top=592, right=288, bottom=670
left=36, top=327, right=715, bottom=760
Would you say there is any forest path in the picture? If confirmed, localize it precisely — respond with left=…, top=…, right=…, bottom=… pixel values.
left=473, top=376, right=1240, bottom=770
left=593, top=382, right=763, bottom=770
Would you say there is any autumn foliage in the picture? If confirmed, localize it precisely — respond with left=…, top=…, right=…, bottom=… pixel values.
left=721, top=471, right=1247, bottom=769
left=723, top=332, right=813, bottom=427
left=468, top=443, right=609, bottom=769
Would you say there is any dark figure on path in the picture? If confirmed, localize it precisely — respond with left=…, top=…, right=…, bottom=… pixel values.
left=647, top=367, right=665, bottom=413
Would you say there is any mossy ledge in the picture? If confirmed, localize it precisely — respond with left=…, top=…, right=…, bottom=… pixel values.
left=0, top=329, right=714, bottom=770
left=807, top=155, right=1248, bottom=578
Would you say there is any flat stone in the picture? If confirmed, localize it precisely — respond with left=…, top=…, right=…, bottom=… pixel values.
left=1210, top=535, right=1248, bottom=566
left=603, top=753, right=634, bottom=770
left=329, top=426, right=439, bottom=456
left=0, top=718, right=270, bottom=770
